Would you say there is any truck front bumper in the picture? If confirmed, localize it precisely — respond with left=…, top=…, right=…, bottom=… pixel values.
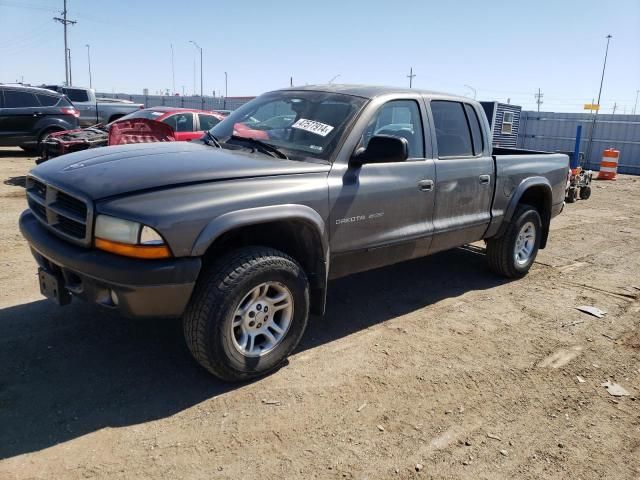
left=19, top=210, right=201, bottom=318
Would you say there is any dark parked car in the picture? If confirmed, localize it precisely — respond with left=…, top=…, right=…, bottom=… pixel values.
left=0, top=84, right=80, bottom=153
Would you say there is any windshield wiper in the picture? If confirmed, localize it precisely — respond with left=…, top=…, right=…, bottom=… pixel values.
left=203, top=130, right=221, bottom=148
left=229, top=135, right=288, bottom=159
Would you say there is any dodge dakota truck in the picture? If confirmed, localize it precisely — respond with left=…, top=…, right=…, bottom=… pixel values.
left=19, top=85, right=569, bottom=381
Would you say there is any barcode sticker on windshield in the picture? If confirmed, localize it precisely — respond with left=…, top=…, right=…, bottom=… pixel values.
left=291, top=118, right=334, bottom=137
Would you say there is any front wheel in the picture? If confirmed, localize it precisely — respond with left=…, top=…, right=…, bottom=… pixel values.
left=183, top=246, right=309, bottom=381
left=486, top=205, right=542, bottom=278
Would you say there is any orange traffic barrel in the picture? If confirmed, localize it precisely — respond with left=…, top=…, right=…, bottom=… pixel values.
left=597, top=148, right=620, bottom=180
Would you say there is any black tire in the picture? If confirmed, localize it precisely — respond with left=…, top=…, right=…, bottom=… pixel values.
left=579, top=186, right=591, bottom=200
left=36, top=129, right=61, bottom=161
left=183, top=246, right=309, bottom=381
left=486, top=205, right=542, bottom=279
left=565, top=187, right=577, bottom=203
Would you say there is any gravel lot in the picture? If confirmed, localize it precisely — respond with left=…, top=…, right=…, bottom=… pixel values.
left=0, top=147, right=638, bottom=479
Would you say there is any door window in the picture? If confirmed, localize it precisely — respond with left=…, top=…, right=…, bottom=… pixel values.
left=360, top=100, right=424, bottom=159
left=430, top=101, right=473, bottom=157
left=3, top=90, right=40, bottom=108
left=162, top=113, right=194, bottom=132
left=463, top=104, right=484, bottom=155
left=198, top=114, right=221, bottom=130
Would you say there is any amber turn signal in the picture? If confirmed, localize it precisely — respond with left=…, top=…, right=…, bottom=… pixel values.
left=95, top=237, right=171, bottom=259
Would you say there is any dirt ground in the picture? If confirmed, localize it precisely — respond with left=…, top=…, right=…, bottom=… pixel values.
left=0, top=146, right=638, bottom=480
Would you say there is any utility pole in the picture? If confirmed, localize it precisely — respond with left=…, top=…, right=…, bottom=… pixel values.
left=224, top=71, right=228, bottom=98
left=189, top=40, right=203, bottom=97
left=535, top=88, right=543, bottom=112
left=67, top=48, right=72, bottom=86
left=586, top=34, right=613, bottom=165
left=612, top=102, right=617, bottom=114
left=53, top=0, right=76, bottom=86
left=290, top=76, right=293, bottom=87
left=170, top=44, right=175, bottom=95
left=407, top=67, right=416, bottom=88
left=85, top=44, right=92, bottom=88
left=633, top=89, right=639, bottom=115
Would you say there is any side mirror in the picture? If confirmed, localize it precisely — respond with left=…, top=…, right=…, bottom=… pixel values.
left=351, top=135, right=409, bottom=166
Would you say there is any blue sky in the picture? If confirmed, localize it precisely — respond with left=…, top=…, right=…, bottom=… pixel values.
left=1, top=0, right=639, bottom=112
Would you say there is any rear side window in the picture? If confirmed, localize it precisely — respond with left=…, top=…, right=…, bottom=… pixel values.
left=463, top=104, right=484, bottom=155
left=63, top=88, right=89, bottom=102
left=3, top=90, right=40, bottom=108
left=198, top=114, right=221, bottom=130
left=430, top=101, right=473, bottom=157
left=36, top=94, right=60, bottom=107
left=162, top=113, right=194, bottom=132
left=58, top=96, right=73, bottom=107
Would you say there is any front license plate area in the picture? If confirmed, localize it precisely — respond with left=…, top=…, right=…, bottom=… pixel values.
left=38, top=268, right=71, bottom=306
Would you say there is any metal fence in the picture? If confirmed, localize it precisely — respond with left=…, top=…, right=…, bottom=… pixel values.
left=96, top=92, right=254, bottom=112
left=517, top=111, right=640, bottom=174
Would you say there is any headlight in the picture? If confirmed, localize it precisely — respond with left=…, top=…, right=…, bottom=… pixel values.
left=94, top=215, right=171, bottom=259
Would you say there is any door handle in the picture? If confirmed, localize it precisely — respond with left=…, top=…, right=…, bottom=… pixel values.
left=418, top=179, right=434, bottom=192
left=479, top=174, right=491, bottom=185
left=32, top=112, right=43, bottom=117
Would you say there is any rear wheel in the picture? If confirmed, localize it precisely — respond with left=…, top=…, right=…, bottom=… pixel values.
left=565, top=187, right=577, bottom=203
left=486, top=205, right=542, bottom=278
left=183, top=246, right=309, bottom=381
left=579, top=186, right=591, bottom=200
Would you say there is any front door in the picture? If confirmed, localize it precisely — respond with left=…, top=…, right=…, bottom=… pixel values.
left=428, top=100, right=494, bottom=253
left=328, top=99, right=436, bottom=278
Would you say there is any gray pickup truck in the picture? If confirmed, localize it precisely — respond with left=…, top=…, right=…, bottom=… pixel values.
left=43, top=85, right=144, bottom=127
left=19, top=85, right=569, bottom=381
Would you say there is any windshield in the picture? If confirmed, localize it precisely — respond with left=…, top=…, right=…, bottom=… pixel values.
left=210, top=91, right=366, bottom=160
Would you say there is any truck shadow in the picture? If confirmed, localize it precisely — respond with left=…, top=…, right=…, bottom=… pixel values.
left=0, top=246, right=509, bottom=459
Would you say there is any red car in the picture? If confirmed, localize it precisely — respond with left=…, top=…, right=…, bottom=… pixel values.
left=121, top=107, right=225, bottom=141
left=41, top=107, right=225, bottom=159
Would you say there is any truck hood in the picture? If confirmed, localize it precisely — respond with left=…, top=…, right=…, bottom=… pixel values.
left=31, top=141, right=330, bottom=200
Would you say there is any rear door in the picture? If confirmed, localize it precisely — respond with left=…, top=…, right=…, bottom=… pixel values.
left=0, top=88, right=41, bottom=146
left=428, top=100, right=494, bottom=253
left=162, top=112, right=198, bottom=141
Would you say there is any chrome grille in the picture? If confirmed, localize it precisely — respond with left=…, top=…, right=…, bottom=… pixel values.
left=25, top=176, right=92, bottom=245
